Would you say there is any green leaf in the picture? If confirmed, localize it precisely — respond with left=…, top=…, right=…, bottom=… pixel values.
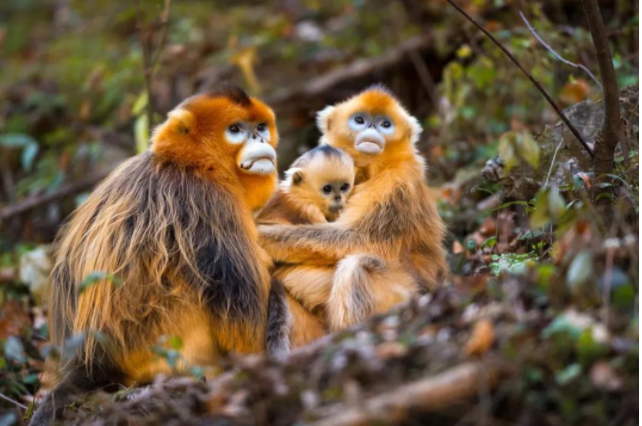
left=134, top=114, right=150, bottom=154
left=548, top=188, right=565, bottom=219
left=0, top=133, right=40, bottom=171
left=498, top=132, right=518, bottom=173
left=556, top=363, right=581, bottom=385
left=576, top=328, right=607, bottom=364
left=481, top=236, right=497, bottom=249
left=516, top=132, right=539, bottom=169
left=530, top=189, right=551, bottom=228
left=167, top=336, right=184, bottom=350
left=78, top=271, right=123, bottom=294
left=64, top=334, right=86, bottom=359
left=132, top=92, right=148, bottom=115
left=567, top=251, right=593, bottom=288
left=4, top=336, right=26, bottom=363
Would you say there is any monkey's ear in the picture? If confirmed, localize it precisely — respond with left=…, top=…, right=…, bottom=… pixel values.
left=287, top=168, right=305, bottom=185
left=407, top=114, right=423, bottom=144
left=316, top=106, right=336, bottom=134
left=167, top=108, right=196, bottom=135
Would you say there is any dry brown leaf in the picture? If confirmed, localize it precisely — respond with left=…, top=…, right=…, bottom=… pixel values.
left=463, top=319, right=495, bottom=357
left=0, top=299, right=32, bottom=340
left=376, top=342, right=408, bottom=359
left=576, top=172, right=593, bottom=189
left=560, top=78, right=591, bottom=105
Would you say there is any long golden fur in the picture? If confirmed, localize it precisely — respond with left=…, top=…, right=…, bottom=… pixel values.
left=32, top=85, right=280, bottom=425
left=258, top=85, right=447, bottom=333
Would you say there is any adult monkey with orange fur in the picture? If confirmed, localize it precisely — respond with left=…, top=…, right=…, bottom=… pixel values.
left=31, top=85, right=287, bottom=425
left=259, top=85, right=447, bottom=332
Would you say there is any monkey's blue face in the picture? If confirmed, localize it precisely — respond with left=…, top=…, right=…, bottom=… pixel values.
left=348, top=112, right=395, bottom=155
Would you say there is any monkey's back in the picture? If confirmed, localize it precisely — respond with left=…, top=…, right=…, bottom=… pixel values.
left=49, top=151, right=270, bottom=383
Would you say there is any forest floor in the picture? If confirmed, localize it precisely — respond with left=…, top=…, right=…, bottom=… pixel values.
left=1, top=87, right=637, bottom=426
left=0, top=2, right=638, bottom=424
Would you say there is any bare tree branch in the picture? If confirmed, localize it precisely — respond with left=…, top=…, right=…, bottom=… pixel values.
left=443, top=0, right=595, bottom=158
left=520, top=11, right=602, bottom=90
left=581, top=0, right=624, bottom=184
left=0, top=170, right=110, bottom=224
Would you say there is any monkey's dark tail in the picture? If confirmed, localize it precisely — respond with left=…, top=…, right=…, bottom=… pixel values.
left=266, top=278, right=292, bottom=357
left=29, top=357, right=124, bottom=426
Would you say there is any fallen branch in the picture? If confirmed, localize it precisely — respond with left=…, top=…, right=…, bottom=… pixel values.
left=442, top=0, right=594, bottom=158
left=0, top=170, right=110, bottom=224
left=265, top=35, right=433, bottom=106
left=311, top=361, right=506, bottom=426
left=519, top=12, right=602, bottom=89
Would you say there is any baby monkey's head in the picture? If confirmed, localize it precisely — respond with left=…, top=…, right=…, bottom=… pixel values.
left=284, top=145, right=355, bottom=221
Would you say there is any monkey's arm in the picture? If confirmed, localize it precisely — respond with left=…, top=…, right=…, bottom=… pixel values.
left=258, top=222, right=363, bottom=264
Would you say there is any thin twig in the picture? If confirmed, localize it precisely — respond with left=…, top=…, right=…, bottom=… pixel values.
left=544, top=137, right=565, bottom=187
left=408, top=49, right=440, bottom=107
left=442, top=0, right=594, bottom=158
left=137, top=1, right=154, bottom=128
left=519, top=12, right=602, bottom=90
left=0, top=392, right=28, bottom=410
left=150, top=0, right=172, bottom=70
left=137, top=0, right=171, bottom=128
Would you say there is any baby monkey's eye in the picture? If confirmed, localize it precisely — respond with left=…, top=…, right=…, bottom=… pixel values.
left=354, top=116, right=365, bottom=125
left=381, top=120, right=392, bottom=128
left=322, top=185, right=333, bottom=194
left=340, top=183, right=350, bottom=192
left=229, top=124, right=241, bottom=134
left=257, top=123, right=267, bottom=132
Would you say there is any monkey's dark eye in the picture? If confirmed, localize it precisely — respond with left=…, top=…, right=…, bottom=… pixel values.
left=257, top=123, right=267, bottom=132
left=229, top=124, right=241, bottom=134
left=381, top=120, right=392, bottom=128
left=322, top=185, right=333, bottom=194
left=355, top=116, right=365, bottom=125
left=340, top=183, right=350, bottom=192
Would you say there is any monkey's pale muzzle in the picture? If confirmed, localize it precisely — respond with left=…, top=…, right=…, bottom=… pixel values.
left=239, top=141, right=277, bottom=175
left=355, top=128, right=384, bottom=155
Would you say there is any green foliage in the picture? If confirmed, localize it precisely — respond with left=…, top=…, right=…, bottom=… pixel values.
left=489, top=252, right=537, bottom=276
left=78, top=272, right=123, bottom=295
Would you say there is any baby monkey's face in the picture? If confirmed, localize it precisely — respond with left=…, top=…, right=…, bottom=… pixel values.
left=320, top=179, right=352, bottom=219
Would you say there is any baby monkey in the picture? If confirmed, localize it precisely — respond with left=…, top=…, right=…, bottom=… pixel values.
left=257, top=145, right=355, bottom=347
left=257, top=145, right=355, bottom=225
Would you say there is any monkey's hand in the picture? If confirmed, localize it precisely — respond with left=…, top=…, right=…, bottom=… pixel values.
left=258, top=223, right=361, bottom=264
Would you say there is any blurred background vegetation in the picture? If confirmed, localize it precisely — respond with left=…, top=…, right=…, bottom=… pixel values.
left=0, top=0, right=638, bottom=424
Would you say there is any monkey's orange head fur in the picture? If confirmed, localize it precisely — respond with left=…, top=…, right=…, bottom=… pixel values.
left=316, top=84, right=421, bottom=167
left=152, top=84, right=279, bottom=210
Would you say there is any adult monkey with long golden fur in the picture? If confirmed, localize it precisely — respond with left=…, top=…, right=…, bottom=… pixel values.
left=259, top=85, right=447, bottom=333
left=31, top=85, right=288, bottom=425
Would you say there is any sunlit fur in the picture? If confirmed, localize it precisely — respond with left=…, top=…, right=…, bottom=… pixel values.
left=259, top=85, right=447, bottom=331
left=34, top=86, right=279, bottom=425
left=256, top=146, right=355, bottom=346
